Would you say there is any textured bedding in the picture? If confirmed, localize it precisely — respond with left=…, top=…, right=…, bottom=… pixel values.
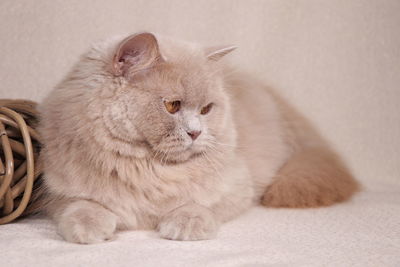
left=1, top=185, right=399, bottom=267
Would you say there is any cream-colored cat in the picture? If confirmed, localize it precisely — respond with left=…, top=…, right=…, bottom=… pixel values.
left=39, top=32, right=358, bottom=244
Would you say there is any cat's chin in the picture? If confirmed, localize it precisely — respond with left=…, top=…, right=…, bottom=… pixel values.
left=153, top=148, right=204, bottom=164
left=165, top=152, right=204, bottom=164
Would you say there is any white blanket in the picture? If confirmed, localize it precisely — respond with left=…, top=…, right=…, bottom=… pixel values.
left=2, top=185, right=399, bottom=267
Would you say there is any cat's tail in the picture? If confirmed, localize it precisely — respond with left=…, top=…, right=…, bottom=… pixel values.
left=261, top=147, right=359, bottom=208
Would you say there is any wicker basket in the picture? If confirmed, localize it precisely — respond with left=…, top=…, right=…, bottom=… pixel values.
left=0, top=99, right=42, bottom=224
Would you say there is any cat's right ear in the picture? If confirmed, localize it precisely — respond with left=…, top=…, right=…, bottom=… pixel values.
left=112, top=32, right=163, bottom=77
left=205, top=45, right=237, bottom=61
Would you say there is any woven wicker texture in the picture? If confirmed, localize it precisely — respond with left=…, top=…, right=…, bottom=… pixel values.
left=0, top=99, right=42, bottom=224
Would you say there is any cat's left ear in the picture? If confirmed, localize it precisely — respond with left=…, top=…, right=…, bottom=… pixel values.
left=112, top=32, right=163, bottom=77
left=205, top=45, right=237, bottom=61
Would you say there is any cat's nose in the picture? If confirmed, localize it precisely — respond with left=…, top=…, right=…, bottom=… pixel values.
left=187, top=130, right=201, bottom=141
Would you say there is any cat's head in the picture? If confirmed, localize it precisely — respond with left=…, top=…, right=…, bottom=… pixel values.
left=99, top=32, right=236, bottom=163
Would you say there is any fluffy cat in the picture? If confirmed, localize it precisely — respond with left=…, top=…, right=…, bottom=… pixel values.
left=39, top=32, right=358, bottom=244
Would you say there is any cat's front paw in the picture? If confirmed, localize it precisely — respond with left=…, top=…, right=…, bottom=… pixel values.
left=58, top=200, right=118, bottom=244
left=158, top=204, right=219, bottom=241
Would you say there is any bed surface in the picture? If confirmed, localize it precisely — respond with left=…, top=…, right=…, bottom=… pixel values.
left=2, top=185, right=399, bottom=267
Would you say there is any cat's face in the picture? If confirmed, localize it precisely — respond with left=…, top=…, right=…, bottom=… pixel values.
left=103, top=33, right=235, bottom=163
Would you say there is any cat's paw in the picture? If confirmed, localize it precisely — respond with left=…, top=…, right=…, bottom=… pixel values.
left=58, top=200, right=118, bottom=244
left=158, top=204, right=219, bottom=241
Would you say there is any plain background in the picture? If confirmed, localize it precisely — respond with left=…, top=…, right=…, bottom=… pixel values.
left=0, top=0, right=399, bottom=189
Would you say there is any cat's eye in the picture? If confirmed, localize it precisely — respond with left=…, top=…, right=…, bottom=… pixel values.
left=164, top=100, right=181, bottom=114
left=200, top=103, right=213, bottom=115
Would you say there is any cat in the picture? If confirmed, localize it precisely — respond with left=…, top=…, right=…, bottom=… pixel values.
left=38, top=32, right=358, bottom=244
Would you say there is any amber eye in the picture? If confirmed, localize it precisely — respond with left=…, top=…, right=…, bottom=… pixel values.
left=164, top=100, right=181, bottom=114
left=200, top=103, right=213, bottom=115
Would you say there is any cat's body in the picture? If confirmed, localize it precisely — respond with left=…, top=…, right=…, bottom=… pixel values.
left=39, top=33, right=358, bottom=244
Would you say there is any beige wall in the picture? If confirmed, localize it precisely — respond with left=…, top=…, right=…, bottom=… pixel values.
left=1, top=0, right=399, bottom=187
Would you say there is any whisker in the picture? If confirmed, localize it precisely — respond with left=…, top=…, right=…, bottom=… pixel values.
left=207, top=139, right=237, bottom=148
left=201, top=152, right=224, bottom=180
left=161, top=147, right=171, bottom=165
left=152, top=148, right=162, bottom=163
left=202, top=146, right=224, bottom=168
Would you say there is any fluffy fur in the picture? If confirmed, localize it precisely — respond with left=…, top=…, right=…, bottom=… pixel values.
left=39, top=32, right=358, bottom=244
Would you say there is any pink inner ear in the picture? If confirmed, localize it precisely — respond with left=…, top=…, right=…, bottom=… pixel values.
left=113, top=32, right=162, bottom=76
